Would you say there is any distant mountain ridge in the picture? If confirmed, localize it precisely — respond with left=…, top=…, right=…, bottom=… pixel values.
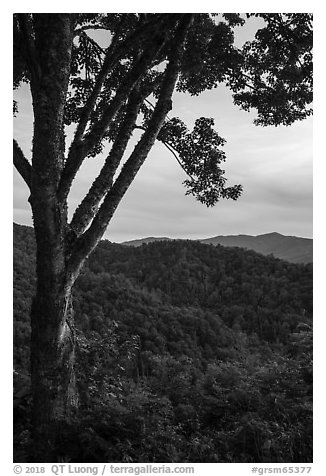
left=122, top=236, right=173, bottom=247
left=123, top=232, right=312, bottom=264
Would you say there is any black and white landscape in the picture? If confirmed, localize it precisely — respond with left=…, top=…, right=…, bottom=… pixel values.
left=13, top=13, right=313, bottom=465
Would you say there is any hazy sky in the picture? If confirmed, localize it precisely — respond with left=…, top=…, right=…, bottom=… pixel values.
left=13, top=15, right=313, bottom=243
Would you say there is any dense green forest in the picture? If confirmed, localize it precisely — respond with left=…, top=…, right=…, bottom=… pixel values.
left=13, top=223, right=312, bottom=463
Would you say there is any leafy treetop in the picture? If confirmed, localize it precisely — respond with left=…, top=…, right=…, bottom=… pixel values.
left=13, top=13, right=312, bottom=250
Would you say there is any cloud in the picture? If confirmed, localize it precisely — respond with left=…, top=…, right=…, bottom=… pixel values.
left=13, top=70, right=312, bottom=243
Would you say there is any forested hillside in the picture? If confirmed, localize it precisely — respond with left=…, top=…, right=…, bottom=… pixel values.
left=123, top=232, right=313, bottom=264
left=200, top=232, right=312, bottom=264
left=13, top=223, right=313, bottom=463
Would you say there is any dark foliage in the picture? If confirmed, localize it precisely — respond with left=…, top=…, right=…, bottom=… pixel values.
left=13, top=224, right=312, bottom=462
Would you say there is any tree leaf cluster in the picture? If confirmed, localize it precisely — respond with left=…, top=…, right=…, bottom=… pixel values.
left=14, top=13, right=313, bottom=215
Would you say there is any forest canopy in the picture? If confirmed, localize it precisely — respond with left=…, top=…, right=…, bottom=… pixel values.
left=14, top=224, right=313, bottom=463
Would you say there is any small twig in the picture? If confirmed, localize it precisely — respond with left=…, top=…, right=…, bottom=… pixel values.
left=134, top=124, right=194, bottom=180
left=162, top=141, right=194, bottom=180
left=74, top=25, right=111, bottom=37
left=80, top=31, right=107, bottom=56
left=145, top=98, right=173, bottom=122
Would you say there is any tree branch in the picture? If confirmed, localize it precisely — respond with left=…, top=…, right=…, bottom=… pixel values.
left=67, top=14, right=194, bottom=276
left=274, top=14, right=305, bottom=68
left=17, top=14, right=41, bottom=86
left=162, top=141, right=195, bottom=180
left=81, top=31, right=106, bottom=56
left=82, top=37, right=166, bottom=153
left=72, top=14, right=171, bottom=146
left=13, top=139, right=32, bottom=190
left=135, top=124, right=195, bottom=180
left=58, top=28, right=169, bottom=203
left=73, top=25, right=111, bottom=37
left=140, top=99, right=194, bottom=179
left=70, top=89, right=144, bottom=236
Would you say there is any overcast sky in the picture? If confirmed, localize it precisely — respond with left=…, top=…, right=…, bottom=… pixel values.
left=13, top=15, right=313, bottom=243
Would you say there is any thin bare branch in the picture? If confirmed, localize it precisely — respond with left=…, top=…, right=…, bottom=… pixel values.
left=135, top=124, right=195, bottom=180
left=162, top=141, right=194, bottom=180
left=145, top=97, right=174, bottom=122
left=80, top=31, right=106, bottom=56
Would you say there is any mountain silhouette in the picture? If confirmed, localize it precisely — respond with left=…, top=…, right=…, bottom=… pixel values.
left=123, top=232, right=312, bottom=264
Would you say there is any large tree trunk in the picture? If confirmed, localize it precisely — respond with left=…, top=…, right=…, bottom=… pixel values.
left=30, top=276, right=77, bottom=461
left=26, top=14, right=77, bottom=461
left=29, top=187, right=79, bottom=461
left=14, top=13, right=193, bottom=461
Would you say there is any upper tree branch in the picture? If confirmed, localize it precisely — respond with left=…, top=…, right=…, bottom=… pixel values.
left=13, top=139, right=32, bottom=190
left=82, top=36, right=166, bottom=153
left=66, top=14, right=194, bottom=276
left=58, top=26, right=170, bottom=203
left=72, top=14, right=170, bottom=145
left=16, top=14, right=41, bottom=86
left=70, top=88, right=145, bottom=236
left=74, top=25, right=111, bottom=37
left=273, top=14, right=305, bottom=68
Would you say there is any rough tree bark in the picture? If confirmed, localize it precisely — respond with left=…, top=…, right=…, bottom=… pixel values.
left=22, top=14, right=77, bottom=460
